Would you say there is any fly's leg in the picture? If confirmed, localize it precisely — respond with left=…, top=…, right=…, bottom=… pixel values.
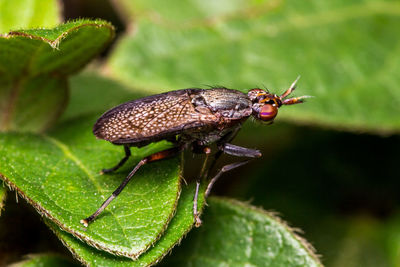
left=193, top=147, right=211, bottom=227
left=203, top=127, right=241, bottom=179
left=192, top=128, right=262, bottom=228
left=205, top=160, right=250, bottom=197
left=192, top=143, right=261, bottom=227
left=101, top=145, right=131, bottom=174
left=221, top=143, right=262, bottom=158
left=204, top=143, right=262, bottom=201
left=81, top=146, right=182, bottom=227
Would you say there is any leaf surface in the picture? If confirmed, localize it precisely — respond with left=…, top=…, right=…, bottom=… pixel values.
left=109, top=0, right=400, bottom=133
left=0, top=19, right=115, bottom=132
left=46, top=184, right=205, bottom=266
left=47, top=195, right=319, bottom=266
left=162, top=197, right=322, bottom=267
left=0, top=113, right=181, bottom=258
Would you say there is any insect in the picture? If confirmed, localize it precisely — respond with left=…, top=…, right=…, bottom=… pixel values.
left=80, top=77, right=309, bottom=227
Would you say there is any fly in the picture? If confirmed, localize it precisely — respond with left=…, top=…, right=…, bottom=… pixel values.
left=80, top=76, right=310, bottom=227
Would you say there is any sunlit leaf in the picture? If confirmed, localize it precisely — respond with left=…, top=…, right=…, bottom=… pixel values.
left=46, top=184, right=205, bottom=266
left=0, top=113, right=181, bottom=258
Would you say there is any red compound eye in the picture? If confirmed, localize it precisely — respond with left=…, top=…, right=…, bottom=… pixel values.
left=259, top=104, right=278, bottom=121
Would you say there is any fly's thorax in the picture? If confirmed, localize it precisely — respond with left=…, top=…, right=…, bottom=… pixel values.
left=190, top=88, right=252, bottom=120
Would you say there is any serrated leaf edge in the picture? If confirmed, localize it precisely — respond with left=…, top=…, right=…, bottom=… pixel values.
left=212, top=197, right=323, bottom=266
left=1, top=20, right=115, bottom=50
left=45, top=183, right=205, bottom=267
left=0, top=145, right=182, bottom=260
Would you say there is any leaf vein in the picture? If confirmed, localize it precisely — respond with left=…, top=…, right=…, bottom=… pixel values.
left=43, top=135, right=133, bottom=246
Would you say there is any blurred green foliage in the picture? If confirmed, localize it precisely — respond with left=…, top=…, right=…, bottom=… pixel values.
left=110, top=0, right=400, bottom=133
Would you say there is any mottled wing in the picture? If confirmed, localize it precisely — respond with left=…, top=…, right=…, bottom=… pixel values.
left=93, top=89, right=218, bottom=145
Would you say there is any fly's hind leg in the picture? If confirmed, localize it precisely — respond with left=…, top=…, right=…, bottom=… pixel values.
left=205, top=160, right=250, bottom=197
left=203, top=143, right=262, bottom=205
left=81, top=146, right=182, bottom=227
left=192, top=136, right=262, bottom=227
left=101, top=145, right=131, bottom=174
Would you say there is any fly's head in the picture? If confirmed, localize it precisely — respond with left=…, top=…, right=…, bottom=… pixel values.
left=247, top=90, right=281, bottom=122
left=247, top=76, right=311, bottom=123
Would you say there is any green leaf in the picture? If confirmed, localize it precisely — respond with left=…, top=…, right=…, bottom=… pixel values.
left=8, top=253, right=77, bottom=267
left=47, top=195, right=319, bottom=266
left=109, top=0, right=400, bottom=133
left=0, top=0, right=61, bottom=33
left=162, top=197, right=322, bottom=267
left=0, top=114, right=181, bottom=258
left=45, top=184, right=205, bottom=266
left=0, top=19, right=115, bottom=132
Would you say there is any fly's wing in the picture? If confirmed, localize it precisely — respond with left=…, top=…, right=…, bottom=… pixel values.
left=93, top=89, right=219, bottom=145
